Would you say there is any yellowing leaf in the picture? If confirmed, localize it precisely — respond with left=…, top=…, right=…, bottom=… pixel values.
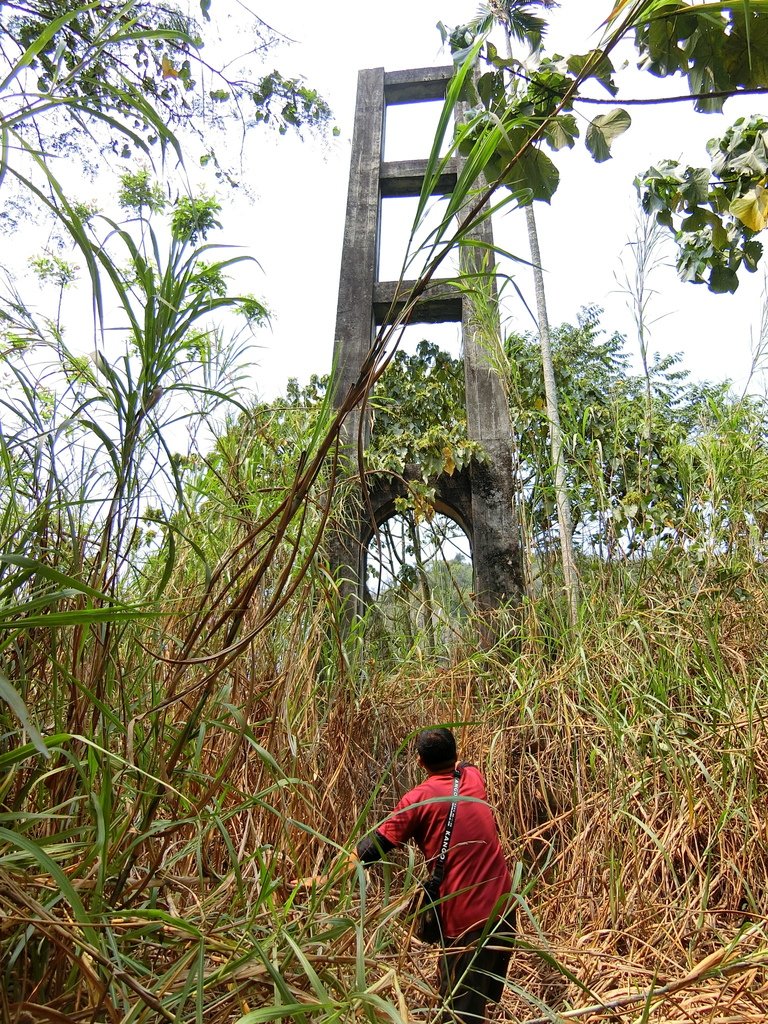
left=442, top=445, right=456, bottom=476
left=604, top=0, right=636, bottom=27
left=161, top=55, right=180, bottom=79
left=730, top=186, right=768, bottom=232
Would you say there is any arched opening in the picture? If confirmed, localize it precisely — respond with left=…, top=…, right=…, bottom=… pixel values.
left=364, top=508, right=473, bottom=656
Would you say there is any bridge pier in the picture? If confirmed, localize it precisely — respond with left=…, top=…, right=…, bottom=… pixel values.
left=329, top=65, right=524, bottom=623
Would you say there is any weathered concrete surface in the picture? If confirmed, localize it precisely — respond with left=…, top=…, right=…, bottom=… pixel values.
left=327, top=67, right=384, bottom=613
left=330, top=66, right=384, bottom=440
left=380, top=158, right=458, bottom=197
left=383, top=66, right=453, bottom=103
left=373, top=279, right=462, bottom=325
left=328, top=65, right=525, bottom=620
left=359, top=465, right=474, bottom=551
left=461, top=217, right=526, bottom=609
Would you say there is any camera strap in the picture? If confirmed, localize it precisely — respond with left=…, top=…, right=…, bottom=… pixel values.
left=430, top=766, right=461, bottom=887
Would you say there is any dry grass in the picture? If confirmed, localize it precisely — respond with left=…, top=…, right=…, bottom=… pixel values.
left=4, top=550, right=768, bottom=1022
left=286, top=567, right=768, bottom=1023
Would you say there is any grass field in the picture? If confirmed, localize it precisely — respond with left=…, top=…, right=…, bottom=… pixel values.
left=3, top=546, right=768, bottom=1022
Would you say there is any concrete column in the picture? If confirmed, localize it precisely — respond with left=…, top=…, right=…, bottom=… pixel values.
left=327, top=64, right=525, bottom=627
left=328, top=68, right=386, bottom=614
left=461, top=202, right=525, bottom=610
left=331, top=66, right=385, bottom=444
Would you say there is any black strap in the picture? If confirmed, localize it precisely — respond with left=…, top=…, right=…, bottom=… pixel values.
left=430, top=766, right=461, bottom=886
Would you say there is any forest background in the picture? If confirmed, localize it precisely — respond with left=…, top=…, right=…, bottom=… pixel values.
left=2, top=2, right=768, bottom=1023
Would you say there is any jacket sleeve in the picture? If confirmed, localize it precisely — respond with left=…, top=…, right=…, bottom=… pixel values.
left=375, top=790, right=422, bottom=848
left=356, top=829, right=397, bottom=864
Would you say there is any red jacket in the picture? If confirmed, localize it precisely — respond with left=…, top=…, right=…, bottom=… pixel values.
left=374, top=764, right=512, bottom=939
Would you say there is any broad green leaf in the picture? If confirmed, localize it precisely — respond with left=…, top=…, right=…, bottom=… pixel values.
left=680, top=207, right=723, bottom=233
left=709, top=264, right=740, bottom=293
left=585, top=108, right=632, bottom=163
left=730, top=137, right=768, bottom=177
left=680, top=166, right=711, bottom=207
left=502, top=146, right=560, bottom=204
left=711, top=218, right=729, bottom=249
left=726, top=7, right=768, bottom=88
left=744, top=237, right=764, bottom=269
left=730, top=186, right=768, bottom=232
left=687, top=20, right=728, bottom=112
left=0, top=674, right=49, bottom=758
left=566, top=50, right=618, bottom=96
left=484, top=41, right=516, bottom=71
left=544, top=114, right=579, bottom=152
left=635, top=3, right=695, bottom=79
left=477, top=70, right=504, bottom=109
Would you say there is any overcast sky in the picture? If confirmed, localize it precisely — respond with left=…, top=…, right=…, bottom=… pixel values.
left=11, top=1, right=765, bottom=405
left=214, top=0, right=766, bottom=400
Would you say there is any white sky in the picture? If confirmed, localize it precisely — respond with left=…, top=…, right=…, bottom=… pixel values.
left=220, top=0, right=767, bottom=399
left=7, top=1, right=765, bottom=405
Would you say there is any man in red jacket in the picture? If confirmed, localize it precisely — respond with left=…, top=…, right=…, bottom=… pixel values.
left=356, top=727, right=515, bottom=1024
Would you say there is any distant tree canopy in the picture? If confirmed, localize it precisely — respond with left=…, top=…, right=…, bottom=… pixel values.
left=283, top=307, right=749, bottom=559
left=506, top=306, right=731, bottom=555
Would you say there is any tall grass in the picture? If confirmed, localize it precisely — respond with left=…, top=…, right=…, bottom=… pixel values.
left=3, top=2, right=768, bottom=1021
left=3, top=367, right=768, bottom=1020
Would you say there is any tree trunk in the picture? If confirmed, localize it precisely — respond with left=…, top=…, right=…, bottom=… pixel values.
left=525, top=203, right=580, bottom=624
left=496, top=15, right=579, bottom=623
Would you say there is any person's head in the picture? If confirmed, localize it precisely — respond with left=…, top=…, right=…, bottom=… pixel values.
left=416, top=727, right=457, bottom=773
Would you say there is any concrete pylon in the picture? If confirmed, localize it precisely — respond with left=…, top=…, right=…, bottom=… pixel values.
left=328, top=65, right=524, bottom=622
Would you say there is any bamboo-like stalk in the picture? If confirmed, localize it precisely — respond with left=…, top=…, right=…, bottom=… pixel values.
left=491, top=2, right=580, bottom=625
left=524, top=202, right=580, bottom=624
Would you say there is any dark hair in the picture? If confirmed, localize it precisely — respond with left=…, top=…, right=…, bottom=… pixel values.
left=416, top=728, right=457, bottom=770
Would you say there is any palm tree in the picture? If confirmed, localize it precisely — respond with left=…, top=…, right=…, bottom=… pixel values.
left=491, top=0, right=580, bottom=624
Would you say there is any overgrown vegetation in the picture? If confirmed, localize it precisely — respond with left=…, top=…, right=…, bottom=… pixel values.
left=3, top=1, right=768, bottom=1022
